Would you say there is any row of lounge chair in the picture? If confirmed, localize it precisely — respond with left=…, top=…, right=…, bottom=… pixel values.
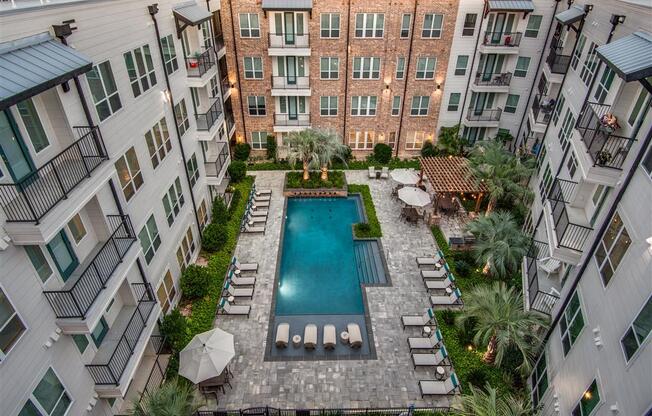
left=275, top=322, right=363, bottom=350
left=216, top=257, right=259, bottom=318
left=417, top=250, right=463, bottom=307
left=241, top=186, right=271, bottom=234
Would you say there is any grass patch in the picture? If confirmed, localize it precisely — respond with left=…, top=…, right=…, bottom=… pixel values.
left=348, top=184, right=382, bottom=238
left=285, top=171, right=346, bottom=189
left=248, top=158, right=421, bottom=171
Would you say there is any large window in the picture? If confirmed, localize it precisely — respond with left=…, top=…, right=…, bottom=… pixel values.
left=505, top=94, right=519, bottom=114
left=244, top=57, right=263, bottom=79
left=138, top=214, right=161, bottom=264
left=159, top=34, right=179, bottom=75
left=594, top=212, right=631, bottom=286
left=320, top=96, right=338, bottom=116
left=351, top=96, right=377, bottom=116
left=115, top=147, right=143, bottom=202
left=123, top=44, right=157, bottom=98
left=1, top=287, right=26, bottom=361
left=247, top=96, right=266, bottom=116
left=594, top=66, right=615, bottom=104
left=580, top=42, right=599, bottom=86
left=320, top=13, right=340, bottom=38
left=87, top=61, right=122, bottom=121
left=197, top=199, right=208, bottom=230
left=239, top=13, right=260, bottom=37
left=410, top=96, right=430, bottom=116
left=319, top=57, right=339, bottom=79
left=391, top=96, right=401, bottom=116
left=251, top=131, right=268, bottom=150
left=462, top=14, right=477, bottom=36
left=353, top=57, right=381, bottom=79
left=25, top=246, right=53, bottom=283
left=552, top=93, right=565, bottom=126
left=186, top=153, right=199, bottom=187
left=454, top=55, right=468, bottom=76
left=67, top=214, right=87, bottom=244
left=621, top=295, right=652, bottom=362
left=571, top=34, right=586, bottom=70
left=571, top=380, right=600, bottom=416
left=514, top=56, right=530, bottom=77
left=17, top=99, right=49, bottom=153
left=176, top=226, right=196, bottom=271
left=174, top=99, right=189, bottom=137
left=567, top=151, right=578, bottom=178
left=396, top=57, right=406, bottom=79
left=19, top=368, right=71, bottom=415
left=348, top=131, right=375, bottom=150
left=558, top=109, right=575, bottom=152
left=642, top=143, right=652, bottom=178
left=422, top=13, right=443, bottom=38
left=355, top=13, right=384, bottom=38
left=560, top=291, right=585, bottom=356
left=415, top=57, right=436, bottom=79
left=405, top=131, right=426, bottom=150
left=162, top=177, right=185, bottom=226
left=157, top=270, right=177, bottom=314
left=145, top=117, right=171, bottom=169
left=531, top=351, right=549, bottom=407
left=400, top=14, right=411, bottom=38
left=524, top=15, right=542, bottom=38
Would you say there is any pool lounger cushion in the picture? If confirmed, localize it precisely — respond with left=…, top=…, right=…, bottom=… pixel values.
left=250, top=210, right=268, bottom=218
left=347, top=323, right=363, bottom=348
left=424, top=275, right=455, bottom=290
left=252, top=200, right=270, bottom=208
left=245, top=215, right=266, bottom=225
left=243, top=225, right=265, bottom=234
left=217, top=299, right=250, bottom=317
left=430, top=289, right=462, bottom=306
left=225, top=282, right=254, bottom=298
left=401, top=308, right=435, bottom=328
left=408, top=329, right=442, bottom=351
left=275, top=323, right=290, bottom=348
left=230, top=275, right=256, bottom=286
left=255, top=189, right=272, bottom=195
left=411, top=346, right=447, bottom=369
left=232, top=258, right=258, bottom=272
left=421, top=268, right=448, bottom=280
left=304, top=324, right=317, bottom=349
left=323, top=324, right=336, bottom=350
left=419, top=373, right=459, bottom=397
left=254, top=195, right=271, bottom=202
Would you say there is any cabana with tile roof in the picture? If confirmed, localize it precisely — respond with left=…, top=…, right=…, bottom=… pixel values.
left=419, top=156, right=488, bottom=212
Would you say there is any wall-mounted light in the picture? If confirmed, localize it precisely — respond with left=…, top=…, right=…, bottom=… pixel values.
left=161, top=89, right=171, bottom=103
left=230, top=83, right=236, bottom=89
left=436, top=84, right=441, bottom=90
left=385, top=84, right=390, bottom=90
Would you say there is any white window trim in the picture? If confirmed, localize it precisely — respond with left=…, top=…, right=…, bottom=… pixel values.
left=421, top=13, right=444, bottom=39
left=410, top=96, right=430, bottom=116
left=320, top=96, right=338, bottom=117
left=620, top=294, right=652, bottom=365
left=353, top=57, right=381, bottom=80
left=87, top=60, right=123, bottom=124
left=570, top=377, right=603, bottom=416
left=144, top=116, right=171, bottom=169
left=320, top=57, right=340, bottom=80
left=415, top=57, right=437, bottom=80
left=595, top=211, right=632, bottom=288
left=560, top=290, right=586, bottom=358
left=0, top=283, right=28, bottom=362
left=243, top=56, right=264, bottom=80
left=396, top=56, right=406, bottom=80
left=391, top=96, right=401, bottom=116
left=123, top=44, right=157, bottom=99
left=21, top=367, right=74, bottom=416
left=354, top=13, right=385, bottom=38
left=320, top=13, right=341, bottom=39
left=239, top=13, right=261, bottom=38
left=247, top=96, right=266, bottom=116
left=162, top=177, right=185, bottom=227
left=350, top=96, right=378, bottom=116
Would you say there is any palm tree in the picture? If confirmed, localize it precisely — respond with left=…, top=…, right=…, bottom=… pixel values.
left=313, top=129, right=349, bottom=180
left=466, top=211, right=529, bottom=277
left=286, top=129, right=320, bottom=180
left=455, top=282, right=548, bottom=373
left=131, top=378, right=200, bottom=416
left=453, top=383, right=538, bottom=416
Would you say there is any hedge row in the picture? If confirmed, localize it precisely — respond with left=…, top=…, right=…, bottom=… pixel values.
left=348, top=184, right=382, bottom=238
left=285, top=171, right=346, bottom=189
left=247, top=158, right=421, bottom=171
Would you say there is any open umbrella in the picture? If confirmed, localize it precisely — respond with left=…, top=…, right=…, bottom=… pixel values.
left=390, top=169, right=419, bottom=186
left=179, top=327, right=235, bottom=384
left=398, top=186, right=431, bottom=207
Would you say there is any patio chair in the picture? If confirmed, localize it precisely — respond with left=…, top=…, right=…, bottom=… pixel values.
left=275, top=323, right=290, bottom=348
left=538, top=257, right=562, bottom=277
left=421, top=265, right=450, bottom=281
left=231, top=257, right=258, bottom=272
left=242, top=223, right=265, bottom=234
left=253, top=193, right=271, bottom=202
left=224, top=281, right=254, bottom=298
left=430, top=288, right=463, bottom=307
left=217, top=298, right=250, bottom=317
left=244, top=214, right=266, bottom=225
left=416, top=250, right=446, bottom=267
left=412, top=345, right=448, bottom=369
left=424, top=274, right=455, bottom=291
left=227, top=269, right=256, bottom=286
left=401, top=308, right=435, bottom=329
left=408, top=329, right=443, bottom=351
left=251, top=200, right=270, bottom=208
left=368, top=166, right=376, bottom=178
left=248, top=207, right=269, bottom=218
left=347, top=323, right=363, bottom=348
left=253, top=185, right=272, bottom=195
left=419, top=373, right=460, bottom=397
left=323, top=324, right=336, bottom=350
left=304, top=324, right=317, bottom=349
left=380, top=166, right=389, bottom=179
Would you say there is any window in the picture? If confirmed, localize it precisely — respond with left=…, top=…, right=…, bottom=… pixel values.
left=355, top=13, right=384, bottom=38
left=447, top=93, right=461, bottom=111
left=244, top=57, right=263, bottom=79
left=410, top=96, right=430, bottom=116
left=524, top=15, right=542, bottom=38
left=247, top=96, right=266, bottom=116
left=387, top=132, right=397, bottom=149
left=353, top=57, right=381, bottom=79
left=320, top=57, right=339, bottom=79
left=539, top=164, right=553, bottom=197
left=571, top=34, right=586, bottom=70
left=162, top=177, right=185, bottom=226
left=628, top=87, right=648, bottom=126
left=186, top=153, right=199, bottom=187
left=320, top=13, right=340, bottom=38
left=209, top=76, right=219, bottom=98
left=514, top=57, right=530, bottom=77
left=642, top=144, right=652, bottom=178
left=160, top=34, right=178, bottom=75
left=348, top=131, right=375, bottom=150
left=594, top=67, right=615, bottom=104
left=415, top=57, right=436, bottom=79
left=536, top=145, right=547, bottom=172
left=190, top=87, right=201, bottom=109
left=558, top=109, right=575, bottom=152
left=320, top=96, right=338, bottom=116
left=621, top=295, right=652, bottom=362
left=0, top=287, right=26, bottom=360
left=19, top=368, right=71, bottom=416
left=87, top=61, right=122, bottom=121
left=571, top=380, right=600, bottom=416
left=145, top=117, right=171, bottom=169
left=396, top=57, right=406, bottom=79
left=115, top=147, right=143, bottom=202
left=454, top=55, right=468, bottom=76
left=198, top=199, right=208, bottom=230
left=278, top=96, right=307, bottom=115
left=391, top=96, right=401, bottom=116
left=580, top=42, right=599, bottom=86
left=91, top=317, right=108, bottom=347
left=462, top=14, right=477, bottom=36
left=157, top=270, right=177, bottom=314
left=400, top=14, right=412, bottom=38
left=47, top=231, right=78, bottom=281
left=17, top=99, right=49, bottom=153
left=176, top=227, right=196, bottom=271
left=251, top=131, right=268, bottom=150
left=174, top=99, right=189, bottom=137
left=25, top=246, right=53, bottom=283
left=351, top=96, right=377, bottom=116
left=72, top=334, right=89, bottom=354
left=567, top=151, right=578, bottom=178
left=138, top=214, right=161, bottom=264
left=405, top=131, right=426, bottom=150
left=462, top=126, right=486, bottom=145
left=239, top=13, right=260, bottom=37
left=67, top=214, right=87, bottom=244
left=531, top=351, right=548, bottom=407
left=594, top=212, right=631, bottom=286
left=505, top=94, right=519, bottom=114
left=560, top=291, right=585, bottom=356
left=552, top=93, right=565, bottom=126
left=123, top=44, right=157, bottom=98
left=422, top=14, right=443, bottom=38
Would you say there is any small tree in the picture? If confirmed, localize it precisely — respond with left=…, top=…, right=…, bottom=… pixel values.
left=233, top=142, right=251, bottom=161
left=420, top=140, right=437, bottom=157
left=373, top=143, right=392, bottom=164
left=313, top=129, right=348, bottom=180
left=437, top=125, right=464, bottom=156
left=266, top=135, right=277, bottom=161
left=227, top=160, right=247, bottom=182
left=131, top=378, right=200, bottom=416
left=180, top=264, right=212, bottom=299
left=286, top=129, right=320, bottom=180
left=453, top=383, right=538, bottom=416
left=211, top=197, right=228, bottom=225
left=159, top=309, right=188, bottom=353
left=201, top=222, right=228, bottom=252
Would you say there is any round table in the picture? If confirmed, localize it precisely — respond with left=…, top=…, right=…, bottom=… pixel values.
left=248, top=220, right=254, bottom=226
left=446, top=287, right=453, bottom=295
left=227, top=296, right=235, bottom=304
left=435, top=366, right=446, bottom=380
left=234, top=269, right=241, bottom=276
left=252, top=204, right=257, bottom=209
left=434, top=263, right=442, bottom=270
left=340, top=331, right=350, bottom=344
left=422, top=326, right=432, bottom=337
left=292, top=335, right=301, bottom=347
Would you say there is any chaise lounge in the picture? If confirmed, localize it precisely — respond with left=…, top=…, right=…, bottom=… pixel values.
left=227, top=268, right=256, bottom=286
left=347, top=323, right=363, bottom=348
left=430, top=288, right=463, bottom=307
left=304, top=324, right=317, bottom=349
left=416, top=250, right=446, bottom=267
left=231, top=257, right=258, bottom=272
left=224, top=281, right=254, bottom=298
left=275, top=323, right=289, bottom=348
left=401, top=308, right=435, bottom=329
left=323, top=324, right=336, bottom=350
left=217, top=298, right=250, bottom=317
left=421, top=266, right=450, bottom=280
left=412, top=345, right=448, bottom=369
left=407, top=328, right=443, bottom=352
left=424, top=274, right=455, bottom=291
left=418, top=373, right=460, bottom=397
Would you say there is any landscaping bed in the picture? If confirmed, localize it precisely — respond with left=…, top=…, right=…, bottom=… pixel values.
left=348, top=184, right=382, bottom=238
left=248, top=158, right=421, bottom=171
left=284, top=171, right=348, bottom=197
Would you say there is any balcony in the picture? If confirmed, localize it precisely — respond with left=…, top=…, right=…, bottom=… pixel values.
left=545, top=178, right=592, bottom=259
left=531, top=94, right=555, bottom=129
left=465, top=107, right=502, bottom=127
left=204, top=142, right=230, bottom=185
left=268, top=32, right=310, bottom=55
left=220, top=75, right=231, bottom=100
left=195, top=99, right=224, bottom=141
left=472, top=72, right=512, bottom=92
left=185, top=48, right=217, bottom=87
left=273, top=113, right=311, bottom=132
left=225, top=111, right=235, bottom=137
left=545, top=47, right=571, bottom=75
left=271, top=76, right=311, bottom=96
left=482, top=31, right=522, bottom=47
left=523, top=240, right=560, bottom=316
left=213, top=34, right=225, bottom=53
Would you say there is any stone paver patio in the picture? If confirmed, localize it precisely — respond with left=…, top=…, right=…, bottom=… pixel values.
left=213, top=170, right=450, bottom=409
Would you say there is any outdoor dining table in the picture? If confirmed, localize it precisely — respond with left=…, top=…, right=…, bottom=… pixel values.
left=199, top=367, right=232, bottom=394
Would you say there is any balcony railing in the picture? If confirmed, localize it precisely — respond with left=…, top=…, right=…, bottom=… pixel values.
left=225, top=111, right=235, bottom=134
left=86, top=283, right=157, bottom=385
left=274, top=113, right=311, bottom=126
left=466, top=107, right=502, bottom=122
left=532, top=94, right=555, bottom=124
left=43, top=215, right=136, bottom=319
left=205, top=142, right=230, bottom=178
left=576, top=101, right=636, bottom=170
left=268, top=32, right=310, bottom=48
left=137, top=335, right=171, bottom=405
left=546, top=47, right=571, bottom=74
left=474, top=72, right=512, bottom=87
left=272, top=76, right=310, bottom=89
left=0, top=126, right=108, bottom=223
left=525, top=254, right=559, bottom=316
left=220, top=75, right=230, bottom=97
left=195, top=99, right=223, bottom=131
left=548, top=179, right=592, bottom=252
left=185, top=47, right=216, bottom=78
left=482, top=31, right=522, bottom=47
left=214, top=34, right=225, bottom=51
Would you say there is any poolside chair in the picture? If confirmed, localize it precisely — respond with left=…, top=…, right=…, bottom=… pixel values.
left=416, top=249, right=446, bottom=267
left=231, top=257, right=258, bottom=272
left=242, top=223, right=265, bottom=234
left=217, top=298, right=250, bottom=317
left=323, top=324, right=336, bottom=350
left=347, top=323, right=363, bottom=348
left=424, top=274, right=455, bottom=291
left=304, top=324, right=317, bottom=349
left=419, top=373, right=460, bottom=397
left=253, top=193, right=271, bottom=202
left=244, top=213, right=266, bottom=225
left=251, top=199, right=270, bottom=208
left=224, top=281, right=254, bottom=298
left=421, top=264, right=450, bottom=280
left=253, top=184, right=272, bottom=195
left=430, top=288, right=463, bottom=307
left=368, top=166, right=376, bottom=178
left=380, top=166, right=389, bottom=179
left=249, top=208, right=268, bottom=218
left=227, top=269, right=256, bottom=286
left=275, top=323, right=290, bottom=348
left=412, top=345, right=448, bottom=369
left=538, top=256, right=562, bottom=277
left=408, top=328, right=443, bottom=352
left=401, top=308, right=435, bottom=329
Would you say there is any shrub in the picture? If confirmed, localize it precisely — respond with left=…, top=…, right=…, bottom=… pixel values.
left=160, top=308, right=188, bottom=353
left=343, top=146, right=353, bottom=162
left=455, top=259, right=472, bottom=277
left=440, top=309, right=456, bottom=326
left=266, top=135, right=277, bottom=161
left=233, top=143, right=251, bottom=161
left=202, top=223, right=228, bottom=252
left=348, top=184, right=382, bottom=238
left=180, top=265, right=212, bottom=299
left=356, top=222, right=371, bottom=233
left=466, top=368, right=490, bottom=388
left=211, top=197, right=228, bottom=226
left=227, top=161, right=247, bottom=183
left=285, top=171, right=346, bottom=189
left=420, top=140, right=437, bottom=157
left=373, top=143, right=392, bottom=164
left=228, top=189, right=242, bottom=217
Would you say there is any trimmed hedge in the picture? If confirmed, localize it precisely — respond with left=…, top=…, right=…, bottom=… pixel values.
left=348, top=184, right=382, bottom=238
left=285, top=171, right=346, bottom=189
left=227, top=161, right=247, bottom=183
left=248, top=158, right=421, bottom=171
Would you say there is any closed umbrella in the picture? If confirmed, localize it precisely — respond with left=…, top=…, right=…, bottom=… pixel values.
left=398, top=186, right=431, bottom=207
left=390, top=169, right=420, bottom=186
left=179, top=327, right=235, bottom=384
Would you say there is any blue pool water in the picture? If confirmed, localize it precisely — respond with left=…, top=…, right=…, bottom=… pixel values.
left=276, top=197, right=365, bottom=315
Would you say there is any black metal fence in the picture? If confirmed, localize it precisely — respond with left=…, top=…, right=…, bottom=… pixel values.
left=205, top=142, right=230, bottom=178
left=546, top=47, right=571, bottom=74
left=196, top=99, right=223, bottom=131
left=532, top=95, right=554, bottom=124
left=482, top=31, right=522, bottom=46
left=186, top=47, right=216, bottom=78
left=466, top=107, right=502, bottom=122
left=473, top=72, right=512, bottom=87
left=197, top=407, right=450, bottom=416
left=547, top=179, right=592, bottom=252
left=138, top=335, right=171, bottom=404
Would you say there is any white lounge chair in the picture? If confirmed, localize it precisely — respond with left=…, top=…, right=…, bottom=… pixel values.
left=412, top=345, right=448, bottom=369
left=368, top=166, right=376, bottom=178
left=347, top=323, right=362, bottom=348
left=304, top=324, right=317, bottom=349
left=244, top=214, right=266, bottom=225
left=408, top=328, right=443, bottom=351
left=430, top=288, right=463, bottom=307
left=421, top=265, right=450, bottom=280
left=227, top=269, right=256, bottom=286
left=224, top=281, right=254, bottom=298
left=538, top=256, right=562, bottom=277
left=419, top=373, right=460, bottom=397
left=249, top=209, right=268, bottom=218
left=242, top=223, right=265, bottom=234
left=231, top=257, right=258, bottom=272
left=275, top=323, right=289, bottom=348
left=253, top=194, right=271, bottom=202
left=323, top=324, right=336, bottom=350
left=380, top=167, right=389, bottom=179
left=401, top=308, right=435, bottom=329
left=416, top=250, right=446, bottom=267
left=251, top=200, right=270, bottom=208
left=424, top=274, right=455, bottom=291
left=217, top=298, right=250, bottom=317
left=253, top=184, right=272, bottom=195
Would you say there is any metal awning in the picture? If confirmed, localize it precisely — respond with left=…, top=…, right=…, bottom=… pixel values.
left=487, top=0, right=534, bottom=12
left=555, top=5, right=586, bottom=25
left=0, top=32, right=92, bottom=110
left=261, top=0, right=313, bottom=11
left=173, top=1, right=211, bottom=27
left=597, top=31, right=652, bottom=82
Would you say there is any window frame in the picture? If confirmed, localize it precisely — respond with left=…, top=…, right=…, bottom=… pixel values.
left=571, top=379, right=601, bottom=416
left=176, top=226, right=196, bottom=271
left=320, top=96, right=338, bottom=117
left=25, top=245, right=54, bottom=284
left=620, top=295, right=652, bottom=363
left=353, top=57, right=381, bottom=80
left=415, top=57, right=436, bottom=79
left=247, top=96, right=266, bottom=116
left=410, top=96, right=430, bottom=116
left=531, top=349, right=549, bottom=407
left=239, top=13, right=260, bottom=38
left=422, top=13, right=444, bottom=38
left=524, top=14, right=542, bottom=38
left=454, top=55, right=468, bottom=76
left=320, top=57, right=340, bottom=80
left=447, top=93, right=461, bottom=112
left=348, top=130, right=375, bottom=150
left=320, top=13, right=341, bottom=38
left=396, top=56, right=406, bottom=80
left=514, top=56, right=531, bottom=78
left=641, top=143, right=652, bottom=179
left=594, top=212, right=631, bottom=287
left=505, top=94, right=519, bottom=114
left=123, top=44, right=157, bottom=98
left=114, top=147, right=144, bottom=202
left=243, top=56, right=264, bottom=79
left=160, top=34, right=179, bottom=75
left=174, top=99, right=190, bottom=137
left=0, top=285, right=28, bottom=361
left=186, top=153, right=199, bottom=187
left=462, top=13, right=477, bottom=36
left=391, top=95, right=401, bottom=116
left=405, top=131, right=426, bottom=150
left=86, top=60, right=122, bottom=122
left=138, top=214, right=161, bottom=264
left=251, top=131, right=268, bottom=150
left=354, top=13, right=385, bottom=38
left=21, top=367, right=72, bottom=416
left=67, top=213, right=87, bottom=244
left=560, top=290, right=585, bottom=356
left=400, top=14, right=412, bottom=38
left=145, top=116, right=172, bottom=169
left=162, top=177, right=185, bottom=227
left=350, top=96, right=378, bottom=116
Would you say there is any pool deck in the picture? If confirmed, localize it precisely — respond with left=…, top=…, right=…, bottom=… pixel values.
left=211, top=170, right=450, bottom=409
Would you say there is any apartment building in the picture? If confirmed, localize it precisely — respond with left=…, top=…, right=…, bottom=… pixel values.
left=220, top=0, right=459, bottom=158
left=0, top=0, right=230, bottom=414
left=517, top=1, right=652, bottom=414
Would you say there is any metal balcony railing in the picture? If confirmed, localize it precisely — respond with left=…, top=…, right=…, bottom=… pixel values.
left=546, top=47, right=571, bottom=74
left=274, top=113, right=311, bottom=126
left=466, top=107, right=502, bottom=122
left=482, top=31, right=522, bottom=47
left=547, top=179, right=592, bottom=252
left=271, top=76, right=310, bottom=89
left=474, top=72, right=512, bottom=87
left=195, top=99, right=223, bottom=131
left=214, top=34, right=225, bottom=51
left=220, top=75, right=230, bottom=97
left=525, top=253, right=559, bottom=316
left=576, top=101, right=636, bottom=170
left=185, top=47, right=216, bottom=78
left=268, top=32, right=310, bottom=48
left=225, top=111, right=235, bottom=134
left=532, top=94, right=555, bottom=124
left=205, top=142, right=230, bottom=178
left=86, top=283, right=157, bottom=385
left=43, top=215, right=136, bottom=319
left=137, top=335, right=171, bottom=405
left=0, top=126, right=108, bottom=223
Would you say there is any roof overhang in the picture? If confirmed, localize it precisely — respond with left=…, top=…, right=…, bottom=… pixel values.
left=555, top=5, right=587, bottom=25
left=261, top=0, right=313, bottom=11
left=0, top=32, right=92, bottom=110
left=597, top=31, right=652, bottom=82
left=486, top=0, right=534, bottom=12
left=173, top=1, right=212, bottom=37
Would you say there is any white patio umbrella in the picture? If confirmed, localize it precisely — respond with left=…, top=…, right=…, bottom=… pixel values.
left=390, top=169, right=420, bottom=186
left=398, top=186, right=432, bottom=207
left=179, top=327, right=235, bottom=384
